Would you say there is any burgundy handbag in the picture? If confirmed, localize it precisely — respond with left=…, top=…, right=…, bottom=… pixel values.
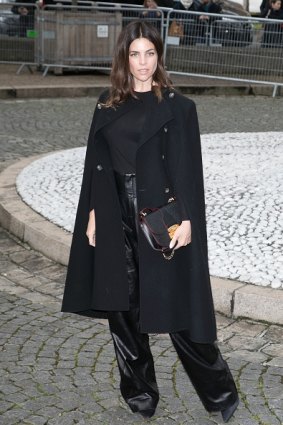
left=139, top=197, right=181, bottom=260
left=138, top=130, right=184, bottom=260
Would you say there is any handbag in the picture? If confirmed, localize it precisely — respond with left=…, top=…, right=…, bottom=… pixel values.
left=139, top=131, right=182, bottom=260
left=139, top=196, right=181, bottom=260
left=168, top=20, right=184, bottom=38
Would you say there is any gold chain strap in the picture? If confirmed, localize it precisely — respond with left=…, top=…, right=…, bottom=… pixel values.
left=163, top=250, right=175, bottom=260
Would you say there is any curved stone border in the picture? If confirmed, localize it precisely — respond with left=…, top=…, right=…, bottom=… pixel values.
left=0, top=153, right=72, bottom=266
left=0, top=154, right=283, bottom=325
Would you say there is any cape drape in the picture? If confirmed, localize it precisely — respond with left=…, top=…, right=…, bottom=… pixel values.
left=61, top=89, right=217, bottom=343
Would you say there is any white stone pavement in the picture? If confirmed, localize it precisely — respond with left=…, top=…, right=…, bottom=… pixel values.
left=16, top=131, right=283, bottom=289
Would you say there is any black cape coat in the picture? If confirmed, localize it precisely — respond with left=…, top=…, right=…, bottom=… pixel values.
left=61, top=88, right=217, bottom=343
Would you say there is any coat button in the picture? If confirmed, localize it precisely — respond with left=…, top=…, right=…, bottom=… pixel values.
left=162, top=154, right=165, bottom=160
left=164, top=126, right=168, bottom=133
left=169, top=92, right=175, bottom=99
left=97, top=103, right=102, bottom=109
left=165, top=187, right=170, bottom=193
left=96, top=164, right=103, bottom=171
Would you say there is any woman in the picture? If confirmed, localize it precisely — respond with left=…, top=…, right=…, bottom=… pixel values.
left=61, top=21, right=239, bottom=422
left=260, top=0, right=283, bottom=17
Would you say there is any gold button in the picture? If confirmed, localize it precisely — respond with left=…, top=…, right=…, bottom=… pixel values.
left=164, top=126, right=168, bottom=133
left=97, top=103, right=102, bottom=109
left=165, top=187, right=170, bottom=193
left=97, top=164, right=103, bottom=171
left=169, top=92, right=175, bottom=99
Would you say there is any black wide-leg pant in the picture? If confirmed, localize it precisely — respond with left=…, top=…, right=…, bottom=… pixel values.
left=108, top=172, right=238, bottom=415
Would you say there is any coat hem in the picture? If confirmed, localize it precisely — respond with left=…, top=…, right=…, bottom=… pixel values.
left=61, top=307, right=217, bottom=343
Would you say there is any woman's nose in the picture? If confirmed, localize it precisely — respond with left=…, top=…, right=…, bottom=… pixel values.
left=139, top=54, right=146, bottom=65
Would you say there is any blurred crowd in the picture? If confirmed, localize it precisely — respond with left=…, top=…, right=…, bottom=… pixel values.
left=0, top=0, right=282, bottom=47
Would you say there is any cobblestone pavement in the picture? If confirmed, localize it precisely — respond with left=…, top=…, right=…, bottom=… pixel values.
left=0, top=96, right=282, bottom=172
left=1, top=228, right=283, bottom=425
left=0, top=96, right=283, bottom=424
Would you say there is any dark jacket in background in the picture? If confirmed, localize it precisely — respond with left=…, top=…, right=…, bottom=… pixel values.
left=260, top=0, right=283, bottom=17
left=262, top=8, right=283, bottom=46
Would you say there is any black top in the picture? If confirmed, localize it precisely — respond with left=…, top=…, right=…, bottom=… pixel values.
left=102, top=91, right=153, bottom=174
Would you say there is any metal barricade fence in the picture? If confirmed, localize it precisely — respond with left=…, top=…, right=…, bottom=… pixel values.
left=39, top=5, right=164, bottom=76
left=1, top=3, right=282, bottom=95
left=164, top=9, right=283, bottom=96
left=0, top=2, right=39, bottom=70
left=95, top=2, right=170, bottom=39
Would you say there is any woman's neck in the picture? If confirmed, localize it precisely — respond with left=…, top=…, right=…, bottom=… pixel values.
left=133, top=80, right=154, bottom=93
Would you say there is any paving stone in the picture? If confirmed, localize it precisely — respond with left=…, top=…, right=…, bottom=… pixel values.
left=23, top=415, right=48, bottom=425
left=264, top=326, right=283, bottom=341
left=261, top=344, right=283, bottom=357
left=265, top=357, right=283, bottom=368
left=1, top=407, right=32, bottom=422
left=226, top=349, right=268, bottom=363
left=0, top=400, right=15, bottom=413
left=0, top=260, right=19, bottom=273
left=8, top=250, right=40, bottom=265
left=3, top=268, right=34, bottom=283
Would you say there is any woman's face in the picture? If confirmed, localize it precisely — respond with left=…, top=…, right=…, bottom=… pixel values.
left=272, top=0, right=281, bottom=9
left=129, top=37, right=158, bottom=90
left=144, top=0, right=157, bottom=8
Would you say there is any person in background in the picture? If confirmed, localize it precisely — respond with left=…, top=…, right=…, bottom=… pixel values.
left=262, top=0, right=283, bottom=46
left=141, top=0, right=162, bottom=31
left=3, top=0, right=36, bottom=36
left=190, top=0, right=222, bottom=21
left=260, top=0, right=283, bottom=17
left=142, top=0, right=161, bottom=18
left=189, top=0, right=222, bottom=43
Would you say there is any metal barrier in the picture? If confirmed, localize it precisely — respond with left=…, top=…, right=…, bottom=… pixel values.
left=0, top=2, right=39, bottom=71
left=164, top=9, right=283, bottom=96
left=0, top=3, right=282, bottom=95
left=39, top=5, right=164, bottom=75
left=95, top=2, right=170, bottom=38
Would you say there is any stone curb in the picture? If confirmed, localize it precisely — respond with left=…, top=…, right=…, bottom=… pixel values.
left=0, top=83, right=276, bottom=99
left=0, top=154, right=283, bottom=325
left=0, top=85, right=108, bottom=99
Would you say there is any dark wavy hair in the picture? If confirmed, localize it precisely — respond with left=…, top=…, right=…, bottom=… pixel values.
left=105, top=21, right=172, bottom=107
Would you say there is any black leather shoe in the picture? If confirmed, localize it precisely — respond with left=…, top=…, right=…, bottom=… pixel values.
left=221, top=398, right=239, bottom=423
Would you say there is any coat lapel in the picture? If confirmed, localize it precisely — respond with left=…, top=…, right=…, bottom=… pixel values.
left=93, top=96, right=138, bottom=138
left=93, top=91, right=174, bottom=149
left=92, top=90, right=175, bottom=191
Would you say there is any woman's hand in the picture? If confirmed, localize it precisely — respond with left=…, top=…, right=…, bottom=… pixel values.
left=169, top=220, right=191, bottom=250
left=86, top=209, right=96, bottom=247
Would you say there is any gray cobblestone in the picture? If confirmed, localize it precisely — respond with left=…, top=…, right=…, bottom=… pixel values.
left=3, top=273, right=282, bottom=425
left=0, top=96, right=282, bottom=173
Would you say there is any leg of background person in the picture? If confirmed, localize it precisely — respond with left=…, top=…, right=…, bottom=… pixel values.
left=170, top=330, right=239, bottom=414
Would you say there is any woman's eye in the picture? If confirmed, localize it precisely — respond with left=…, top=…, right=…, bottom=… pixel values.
left=130, top=53, right=138, bottom=57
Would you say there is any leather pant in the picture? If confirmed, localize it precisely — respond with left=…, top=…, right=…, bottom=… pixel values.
left=107, top=172, right=239, bottom=416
